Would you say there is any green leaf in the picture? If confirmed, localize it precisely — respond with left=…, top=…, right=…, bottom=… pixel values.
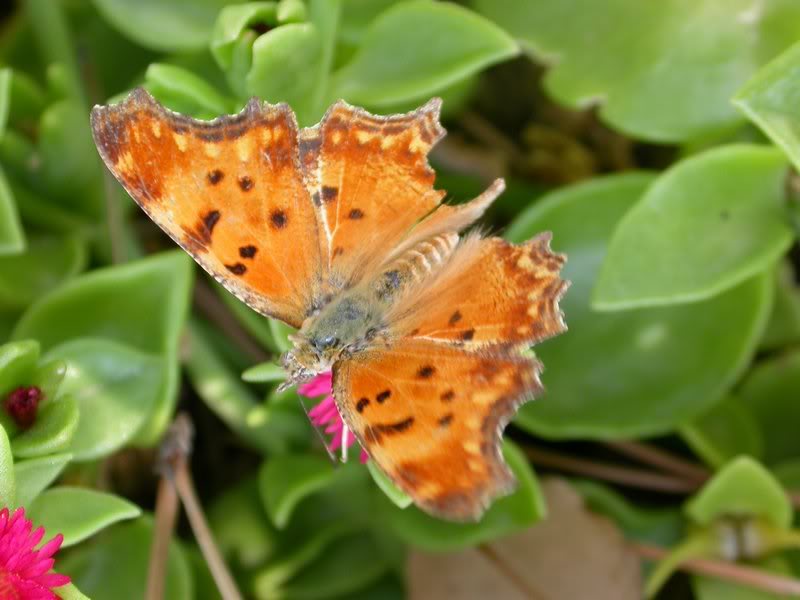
left=680, top=396, right=764, bottom=469
left=735, top=40, right=800, bottom=173
left=367, top=460, right=413, bottom=510
left=259, top=454, right=337, bottom=528
left=0, top=165, right=24, bottom=255
left=242, top=362, right=286, bottom=383
left=0, top=234, right=87, bottom=311
left=594, top=146, right=791, bottom=309
left=144, top=63, right=233, bottom=117
left=473, top=0, right=800, bottom=142
left=42, top=339, right=162, bottom=461
left=382, top=441, right=544, bottom=551
left=28, top=487, right=140, bottom=547
left=92, top=0, right=236, bottom=52
left=56, top=582, right=92, bottom=600
left=737, top=350, right=800, bottom=465
left=686, top=456, right=792, bottom=529
left=276, top=532, right=390, bottom=600
left=506, top=173, right=773, bottom=439
left=0, top=339, right=39, bottom=398
left=331, top=0, right=518, bottom=107
left=760, top=263, right=800, bottom=351
left=59, top=517, right=194, bottom=600
left=13, top=453, right=71, bottom=507
left=10, top=395, right=79, bottom=458
left=0, top=425, right=14, bottom=508
left=216, top=284, right=279, bottom=351
left=211, top=2, right=280, bottom=70
left=13, top=251, right=194, bottom=444
left=247, top=23, right=322, bottom=124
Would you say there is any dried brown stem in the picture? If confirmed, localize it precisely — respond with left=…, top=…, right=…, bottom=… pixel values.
left=193, top=279, right=270, bottom=364
left=524, top=446, right=698, bottom=494
left=145, top=477, right=180, bottom=600
left=632, top=542, right=800, bottom=596
left=478, top=544, right=548, bottom=600
left=603, top=440, right=709, bottom=484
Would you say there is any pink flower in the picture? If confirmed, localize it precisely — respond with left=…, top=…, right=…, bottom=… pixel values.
left=0, top=507, right=69, bottom=599
left=5, top=386, right=43, bottom=429
left=298, top=372, right=368, bottom=463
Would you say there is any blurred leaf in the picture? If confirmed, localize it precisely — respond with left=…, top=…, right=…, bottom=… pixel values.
left=55, top=582, right=91, bottom=600
left=473, top=0, right=800, bottom=142
left=10, top=395, right=79, bottom=458
left=735, top=40, right=800, bottom=172
left=13, top=452, right=71, bottom=507
left=242, top=362, right=285, bottom=383
left=507, top=173, right=772, bottom=439
left=574, top=479, right=684, bottom=547
left=276, top=532, right=390, bottom=600
left=92, top=0, right=236, bottom=52
left=144, top=63, right=233, bottom=116
left=0, top=165, right=24, bottom=255
left=594, top=146, right=791, bottom=309
left=0, top=234, right=87, bottom=311
left=28, top=486, right=140, bottom=547
left=269, top=319, right=295, bottom=353
left=382, top=441, right=544, bottom=551
left=738, top=350, right=800, bottom=465
left=211, top=2, right=279, bottom=70
left=259, top=454, right=337, bottom=528
left=367, top=460, right=413, bottom=510
left=686, top=456, right=792, bottom=528
left=408, top=479, right=640, bottom=600
left=760, top=262, right=800, bottom=350
left=0, top=339, right=39, bottom=398
left=0, top=425, right=14, bottom=507
left=43, top=338, right=162, bottom=461
left=216, top=284, right=279, bottom=351
left=209, top=478, right=277, bottom=570
left=59, top=517, right=193, bottom=600
left=331, top=1, right=518, bottom=107
left=680, top=395, right=764, bottom=469
left=186, top=321, right=306, bottom=454
left=13, top=252, right=193, bottom=444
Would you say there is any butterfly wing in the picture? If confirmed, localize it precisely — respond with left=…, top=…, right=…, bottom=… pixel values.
left=333, top=338, right=542, bottom=521
left=91, top=88, right=325, bottom=328
left=387, top=232, right=569, bottom=348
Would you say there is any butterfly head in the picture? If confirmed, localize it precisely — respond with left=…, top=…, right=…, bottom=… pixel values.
left=280, top=332, right=342, bottom=390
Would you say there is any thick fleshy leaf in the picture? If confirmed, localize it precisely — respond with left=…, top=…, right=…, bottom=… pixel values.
left=216, top=284, right=280, bottom=351
left=506, top=173, right=772, bottom=439
left=259, top=454, right=337, bottom=528
left=760, top=262, right=800, bottom=351
left=330, top=0, right=518, bottom=107
left=685, top=456, right=791, bottom=529
left=0, top=425, right=13, bottom=508
left=680, top=396, right=764, bottom=469
left=381, top=441, right=544, bottom=551
left=144, top=63, right=233, bottom=117
left=92, top=0, right=236, bottom=51
left=735, top=40, right=800, bottom=173
left=28, top=487, right=141, bottom=547
left=211, top=2, right=280, bottom=70
left=472, top=0, right=800, bottom=142
left=13, top=252, right=193, bottom=444
left=0, top=234, right=87, bottom=311
left=58, top=517, right=193, bottom=600
left=10, top=395, right=79, bottom=458
left=55, top=582, right=91, bottom=600
left=13, top=453, right=71, bottom=507
left=0, top=339, right=39, bottom=398
left=594, top=146, right=791, bottom=309
left=0, top=165, right=24, bottom=255
left=367, top=460, right=413, bottom=510
left=737, top=350, right=800, bottom=466
left=41, top=339, right=162, bottom=461
left=242, top=362, right=286, bottom=383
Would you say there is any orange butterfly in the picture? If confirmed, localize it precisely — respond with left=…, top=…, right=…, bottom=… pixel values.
left=91, top=89, right=568, bottom=521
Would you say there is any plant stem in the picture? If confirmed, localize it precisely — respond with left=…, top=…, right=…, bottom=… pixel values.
left=478, top=544, right=548, bottom=600
left=145, top=477, right=180, bottom=600
left=524, top=445, right=698, bottom=493
left=632, top=542, right=800, bottom=596
left=603, top=440, right=709, bottom=484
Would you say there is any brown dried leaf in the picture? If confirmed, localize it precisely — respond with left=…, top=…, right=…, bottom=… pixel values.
left=408, top=478, right=641, bottom=600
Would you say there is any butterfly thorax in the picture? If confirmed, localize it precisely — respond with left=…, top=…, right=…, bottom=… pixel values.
left=281, top=233, right=460, bottom=386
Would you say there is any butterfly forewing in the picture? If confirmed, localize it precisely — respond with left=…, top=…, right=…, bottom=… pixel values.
left=91, top=89, right=325, bottom=328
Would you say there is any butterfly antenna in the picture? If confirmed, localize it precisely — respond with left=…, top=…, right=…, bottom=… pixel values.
left=296, top=394, right=337, bottom=463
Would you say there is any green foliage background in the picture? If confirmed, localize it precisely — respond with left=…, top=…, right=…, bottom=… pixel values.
left=1, top=0, right=800, bottom=598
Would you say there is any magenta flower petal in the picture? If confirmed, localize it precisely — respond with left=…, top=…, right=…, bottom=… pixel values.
left=0, top=508, right=69, bottom=599
left=298, top=372, right=368, bottom=462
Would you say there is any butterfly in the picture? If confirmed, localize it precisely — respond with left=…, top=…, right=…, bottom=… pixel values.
left=90, top=89, right=568, bottom=521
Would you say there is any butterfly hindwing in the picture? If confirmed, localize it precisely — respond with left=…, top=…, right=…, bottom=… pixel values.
left=333, top=338, right=542, bottom=520
left=91, top=88, right=325, bottom=328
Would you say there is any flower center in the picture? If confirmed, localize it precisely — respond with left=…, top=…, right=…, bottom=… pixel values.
left=5, top=386, right=43, bottom=429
